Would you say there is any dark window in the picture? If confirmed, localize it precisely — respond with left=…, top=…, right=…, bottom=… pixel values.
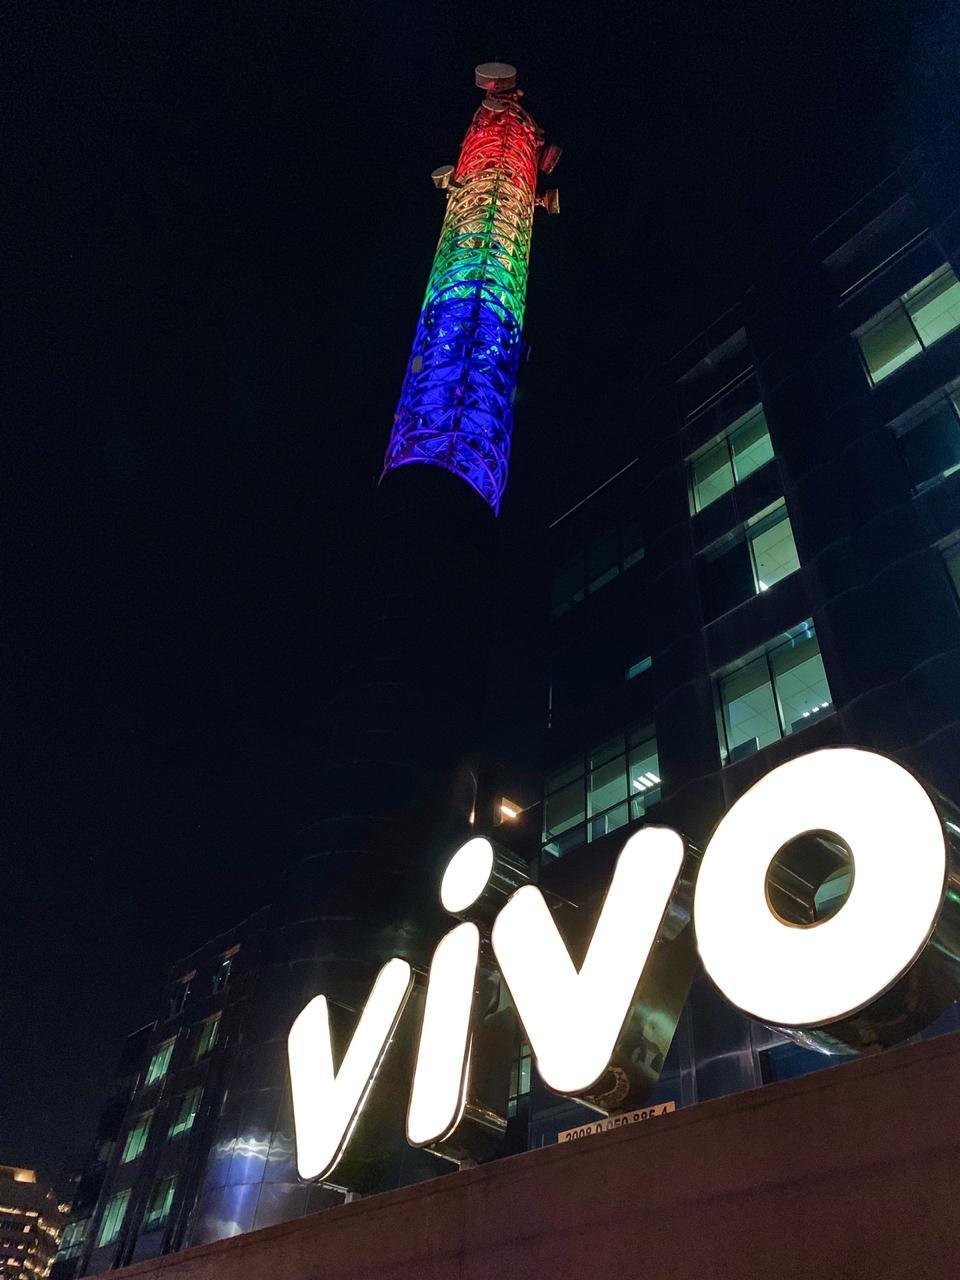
left=142, top=1176, right=176, bottom=1233
left=897, top=391, right=960, bottom=491
left=550, top=516, right=645, bottom=617
left=941, top=541, right=960, bottom=602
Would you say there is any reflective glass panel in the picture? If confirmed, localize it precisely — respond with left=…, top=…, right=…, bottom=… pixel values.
left=905, top=266, right=960, bottom=348
left=628, top=735, right=661, bottom=814
left=169, top=1088, right=202, bottom=1139
left=730, top=406, right=774, bottom=481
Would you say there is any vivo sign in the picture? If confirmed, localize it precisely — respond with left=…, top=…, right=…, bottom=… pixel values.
left=288, top=748, right=960, bottom=1182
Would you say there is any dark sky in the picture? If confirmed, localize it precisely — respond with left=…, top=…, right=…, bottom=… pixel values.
left=6, top=0, right=959, bottom=1186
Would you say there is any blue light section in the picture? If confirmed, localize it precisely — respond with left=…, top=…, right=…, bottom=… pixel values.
left=384, top=294, right=523, bottom=512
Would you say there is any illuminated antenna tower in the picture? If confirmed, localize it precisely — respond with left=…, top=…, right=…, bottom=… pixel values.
left=381, top=62, right=559, bottom=514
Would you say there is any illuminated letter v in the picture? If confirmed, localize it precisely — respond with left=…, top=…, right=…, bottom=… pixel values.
left=491, top=827, right=684, bottom=1097
left=288, top=957, right=413, bottom=1180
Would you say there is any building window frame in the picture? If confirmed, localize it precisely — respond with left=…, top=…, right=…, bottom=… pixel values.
left=892, top=382, right=960, bottom=493
left=167, top=1087, right=203, bottom=1140
left=141, top=1176, right=177, bottom=1234
left=120, top=1112, right=153, bottom=1164
left=542, top=723, right=660, bottom=857
left=715, top=619, right=834, bottom=765
left=699, top=499, right=801, bottom=621
left=95, top=1190, right=130, bottom=1249
left=507, top=1040, right=533, bottom=1118
left=144, top=1039, right=175, bottom=1089
left=192, top=1015, right=220, bottom=1063
left=687, top=403, right=775, bottom=515
left=855, top=263, right=960, bottom=386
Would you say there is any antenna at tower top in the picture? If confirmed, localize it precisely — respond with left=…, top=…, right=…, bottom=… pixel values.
left=474, top=62, right=517, bottom=93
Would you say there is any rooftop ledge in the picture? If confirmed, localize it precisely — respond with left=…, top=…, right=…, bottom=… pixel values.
left=99, top=1028, right=960, bottom=1280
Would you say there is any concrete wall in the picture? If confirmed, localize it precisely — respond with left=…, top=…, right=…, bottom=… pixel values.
left=98, top=1029, right=960, bottom=1280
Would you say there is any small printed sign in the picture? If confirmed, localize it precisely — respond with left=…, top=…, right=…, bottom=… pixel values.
left=557, top=1101, right=676, bottom=1144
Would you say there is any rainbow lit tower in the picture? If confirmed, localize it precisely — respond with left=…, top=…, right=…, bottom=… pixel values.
left=382, top=63, right=558, bottom=514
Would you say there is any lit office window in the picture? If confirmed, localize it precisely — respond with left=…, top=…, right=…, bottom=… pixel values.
left=625, top=654, right=652, bottom=680
left=896, top=390, right=960, bottom=491
left=142, top=1176, right=177, bottom=1233
left=550, top=515, right=645, bottom=617
left=688, top=405, right=774, bottom=513
left=542, top=724, right=660, bottom=856
left=856, top=264, right=960, bottom=385
left=192, top=1015, right=220, bottom=1062
left=699, top=500, right=800, bottom=621
left=507, top=1041, right=532, bottom=1118
left=120, top=1113, right=153, bottom=1164
left=56, top=1220, right=88, bottom=1262
left=96, top=1191, right=130, bottom=1249
left=144, top=1040, right=175, bottom=1088
left=717, top=622, right=833, bottom=763
left=168, top=1088, right=202, bottom=1140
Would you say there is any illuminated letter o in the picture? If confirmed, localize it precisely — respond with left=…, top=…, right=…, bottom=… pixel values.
left=694, top=748, right=947, bottom=1033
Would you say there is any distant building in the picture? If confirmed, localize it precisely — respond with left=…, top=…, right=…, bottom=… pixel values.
left=0, top=1165, right=68, bottom=1279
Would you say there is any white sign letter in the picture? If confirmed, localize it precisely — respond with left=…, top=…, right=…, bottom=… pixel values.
left=491, top=827, right=685, bottom=1096
left=288, top=957, right=413, bottom=1181
left=694, top=748, right=946, bottom=1028
left=406, top=922, right=480, bottom=1147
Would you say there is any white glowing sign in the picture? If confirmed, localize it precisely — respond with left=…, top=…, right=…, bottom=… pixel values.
left=491, top=827, right=683, bottom=1094
left=288, top=747, right=955, bottom=1182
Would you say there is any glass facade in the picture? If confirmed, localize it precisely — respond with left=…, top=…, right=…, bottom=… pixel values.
left=716, top=621, right=833, bottom=762
left=507, top=1041, right=532, bottom=1118
left=543, top=725, right=660, bottom=856
left=688, top=404, right=774, bottom=513
left=551, top=514, right=644, bottom=617
left=857, top=264, right=960, bottom=385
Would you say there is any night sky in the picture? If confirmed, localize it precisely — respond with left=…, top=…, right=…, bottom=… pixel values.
left=6, top=0, right=959, bottom=1186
